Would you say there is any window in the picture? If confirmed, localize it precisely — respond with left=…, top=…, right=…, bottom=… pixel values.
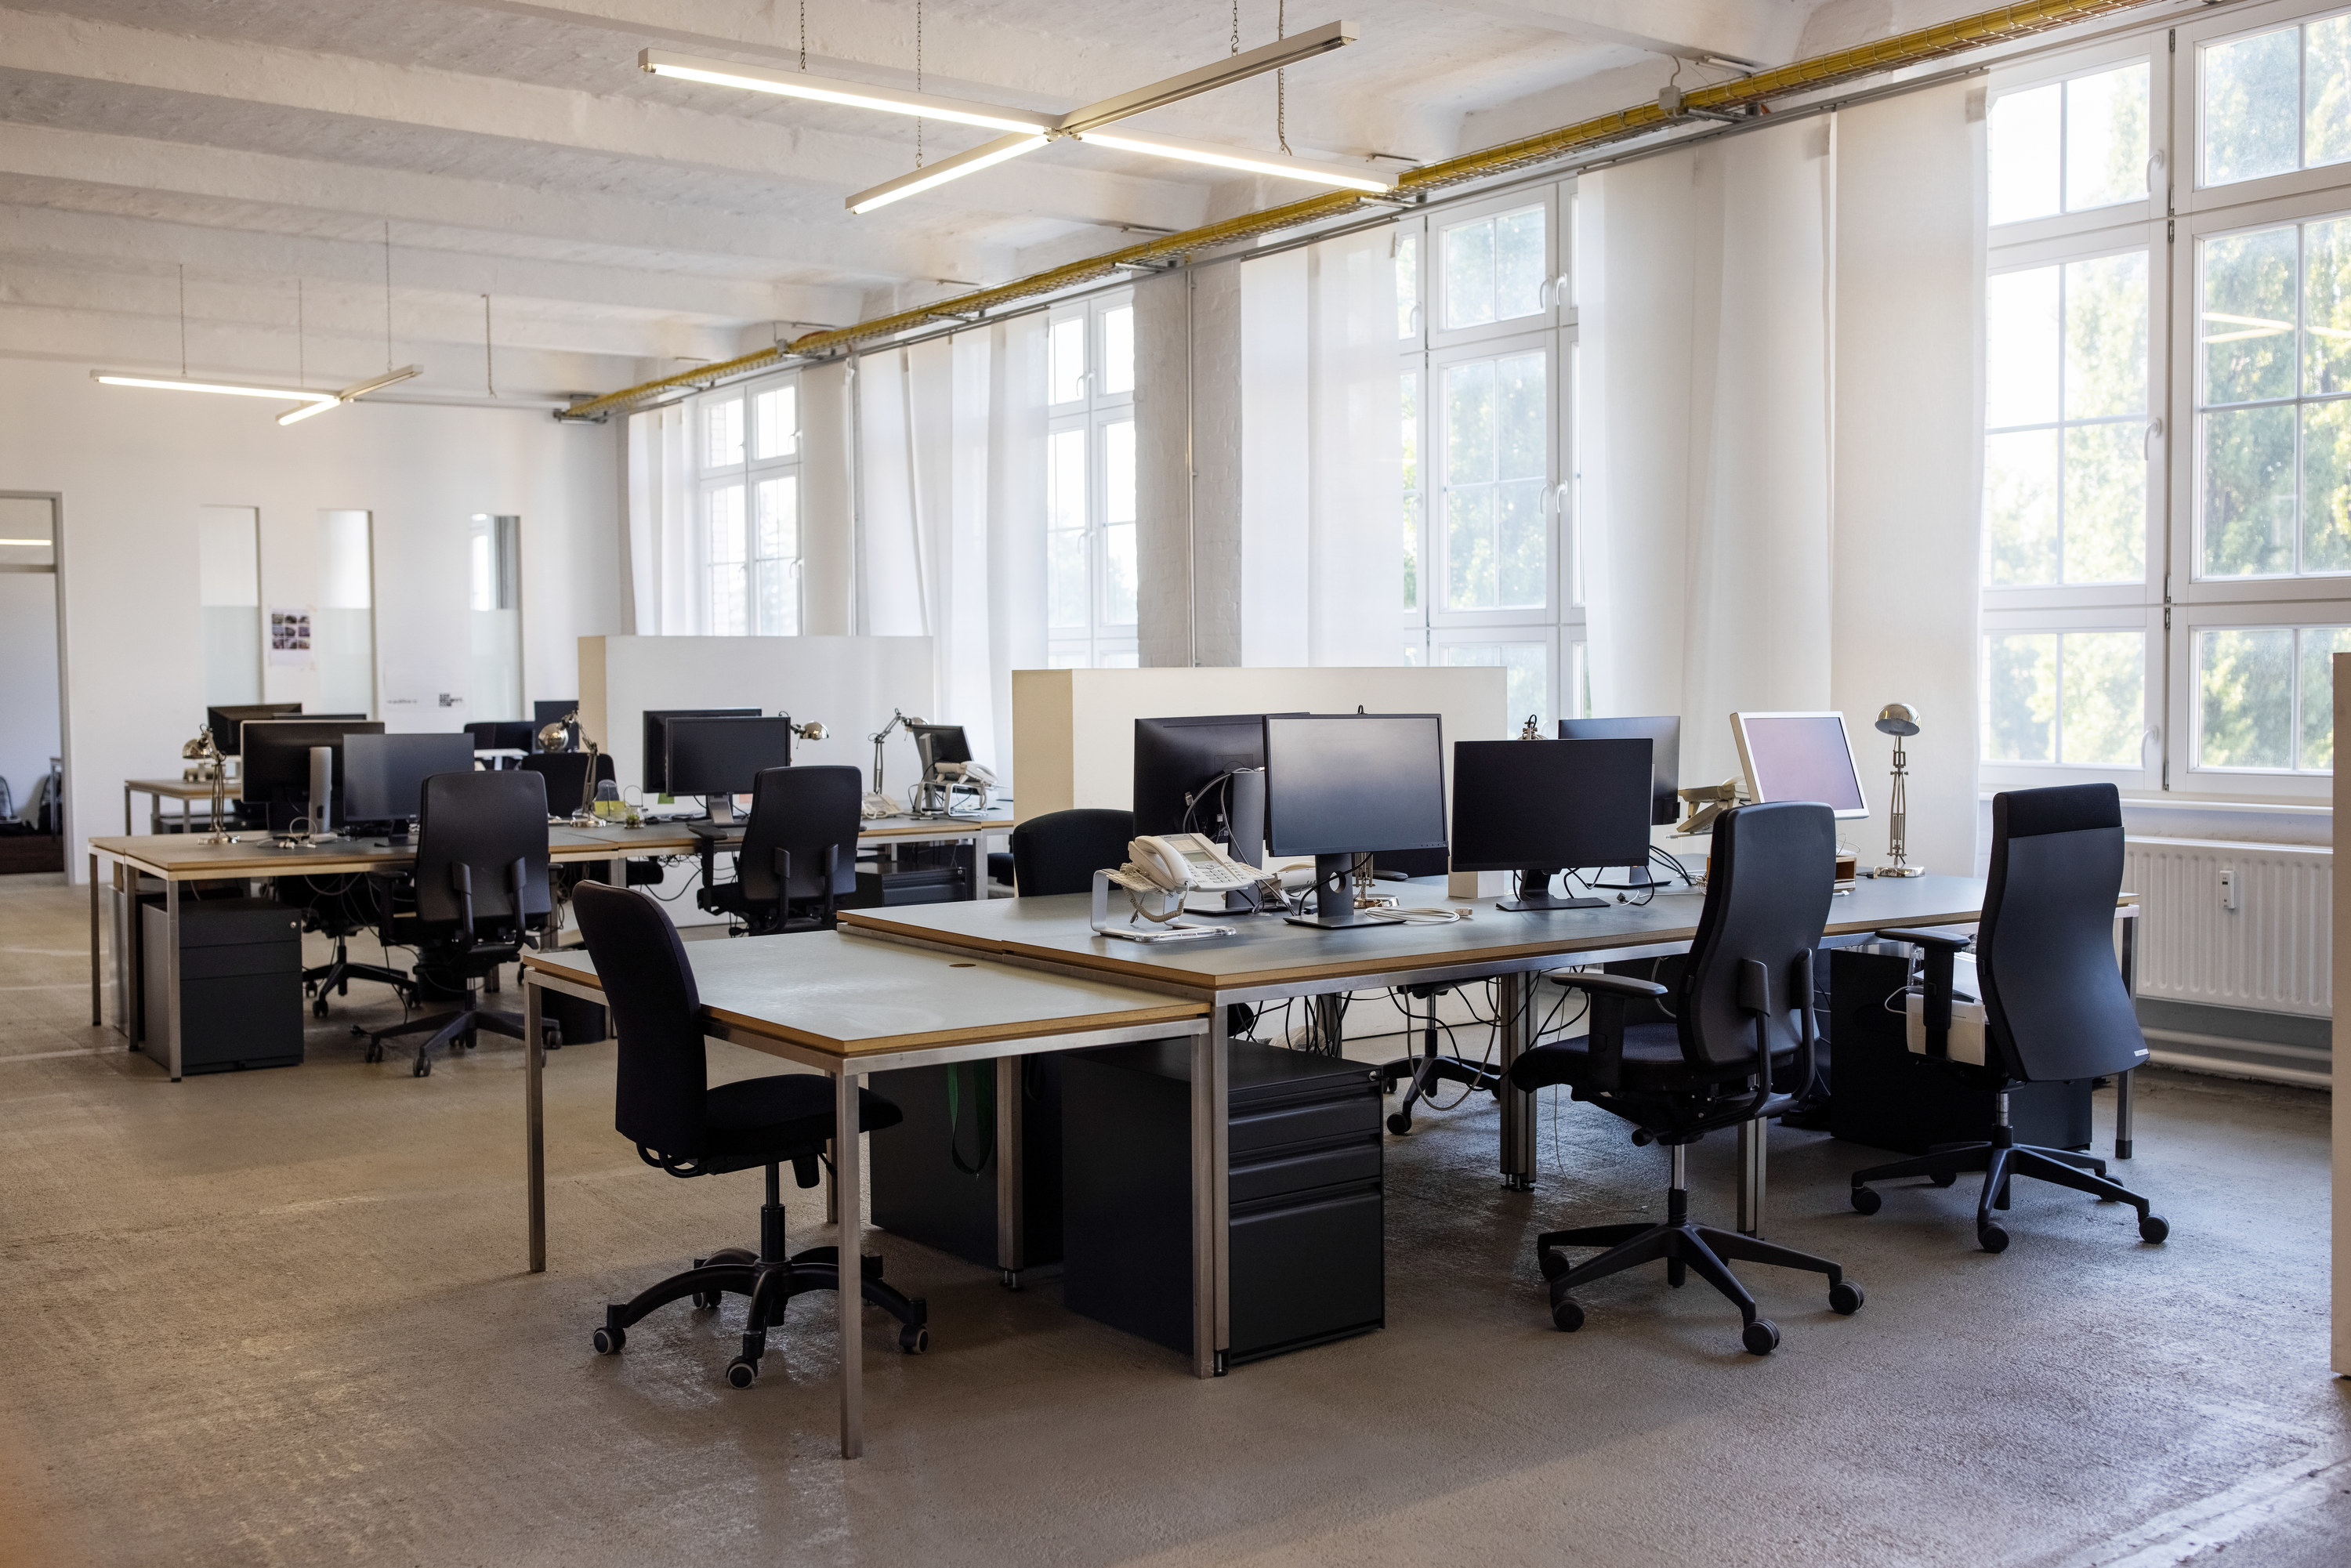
left=1988, top=61, right=2152, bottom=223
left=197, top=505, right=260, bottom=706
left=2199, top=12, right=2351, bottom=188
left=1982, top=629, right=2148, bottom=765
left=2193, top=622, right=2351, bottom=767
left=1045, top=292, right=1138, bottom=668
left=694, top=373, right=801, bottom=636
left=468, top=513, right=522, bottom=722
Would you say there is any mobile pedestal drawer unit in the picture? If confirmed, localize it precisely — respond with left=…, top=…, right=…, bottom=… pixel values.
left=139, top=896, right=304, bottom=1074
left=1062, top=1037, right=1383, bottom=1365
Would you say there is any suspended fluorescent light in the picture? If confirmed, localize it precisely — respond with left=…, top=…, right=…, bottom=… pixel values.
left=92, top=371, right=336, bottom=404
left=1077, top=129, right=1394, bottom=192
left=641, top=49, right=1056, bottom=134
left=847, top=133, right=1052, bottom=213
left=277, top=365, right=426, bottom=425
left=1055, top=22, right=1356, bottom=135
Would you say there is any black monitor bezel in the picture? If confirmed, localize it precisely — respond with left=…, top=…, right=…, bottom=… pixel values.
left=1448, top=737, right=1655, bottom=875
left=640, top=707, right=761, bottom=794
left=1261, top=712, right=1450, bottom=860
left=1557, top=715, right=1682, bottom=827
left=663, top=715, right=795, bottom=799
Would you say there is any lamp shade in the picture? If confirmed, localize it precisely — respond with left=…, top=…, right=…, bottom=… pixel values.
left=1875, top=702, right=1921, bottom=737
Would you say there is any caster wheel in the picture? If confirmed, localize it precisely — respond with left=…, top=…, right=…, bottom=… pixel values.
left=898, top=1324, right=929, bottom=1354
left=412, top=1056, right=431, bottom=1078
left=1977, top=1222, right=2009, bottom=1254
left=1666, top=1258, right=1686, bottom=1289
left=1930, top=1170, right=1958, bottom=1188
left=1000, top=1269, right=1022, bottom=1292
left=1828, top=1280, right=1865, bottom=1315
left=1386, top=1113, right=1412, bottom=1136
left=2139, top=1213, right=2169, bottom=1244
left=592, top=1324, right=625, bottom=1355
left=691, top=1290, right=721, bottom=1311
left=1538, top=1249, right=1570, bottom=1282
left=1850, top=1186, right=1882, bottom=1215
left=1550, top=1295, right=1585, bottom=1333
left=725, top=1357, right=758, bottom=1389
left=1741, top=1318, right=1781, bottom=1356
left=312, top=999, right=329, bottom=1019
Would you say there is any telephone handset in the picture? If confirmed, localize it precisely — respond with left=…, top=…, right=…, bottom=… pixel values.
left=1123, top=834, right=1257, bottom=894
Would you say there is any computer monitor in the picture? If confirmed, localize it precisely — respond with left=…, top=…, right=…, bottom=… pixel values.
left=238, top=719, right=385, bottom=833
left=465, top=720, right=536, bottom=752
left=534, top=700, right=578, bottom=726
left=665, top=715, right=795, bottom=824
left=910, top=723, right=971, bottom=777
left=1558, top=715, right=1681, bottom=827
left=342, top=732, right=476, bottom=842
left=641, top=708, right=760, bottom=795
left=1731, top=711, right=1870, bottom=820
left=1262, top=713, right=1448, bottom=928
left=1132, top=714, right=1295, bottom=856
left=205, top=704, right=301, bottom=757
left=1452, top=739, right=1654, bottom=911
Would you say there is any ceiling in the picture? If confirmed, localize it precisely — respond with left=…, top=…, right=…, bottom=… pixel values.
left=0, top=0, right=1980, bottom=401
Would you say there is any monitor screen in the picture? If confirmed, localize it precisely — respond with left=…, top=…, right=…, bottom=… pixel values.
left=665, top=715, right=795, bottom=798
left=237, top=719, right=385, bottom=805
left=1262, top=714, right=1448, bottom=858
left=641, top=708, right=760, bottom=793
left=1132, top=714, right=1290, bottom=838
left=1558, top=715, right=1681, bottom=827
left=1733, top=712, right=1869, bottom=819
left=534, top=699, right=578, bottom=726
left=342, top=732, right=476, bottom=823
left=1451, top=739, right=1654, bottom=873
left=205, top=704, right=301, bottom=757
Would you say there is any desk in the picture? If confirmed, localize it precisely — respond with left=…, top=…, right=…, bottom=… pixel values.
left=839, top=873, right=2141, bottom=1378
left=123, top=777, right=226, bottom=836
left=675, top=810, right=1012, bottom=904
left=520, top=933, right=1208, bottom=1458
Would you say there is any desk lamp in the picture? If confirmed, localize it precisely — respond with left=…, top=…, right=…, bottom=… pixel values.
left=180, top=728, right=234, bottom=846
left=864, top=710, right=924, bottom=817
left=1874, top=702, right=1923, bottom=877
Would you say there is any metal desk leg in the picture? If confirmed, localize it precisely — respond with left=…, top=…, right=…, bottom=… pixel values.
left=995, top=1055, right=1025, bottom=1288
left=962, top=835, right=982, bottom=901
left=88, top=851, right=102, bottom=1027
left=1737, top=1117, right=1766, bottom=1237
left=526, top=979, right=546, bottom=1273
left=2117, top=910, right=2138, bottom=1161
left=1192, top=1012, right=1230, bottom=1377
left=116, top=860, right=136, bottom=1045
left=834, top=1066, right=865, bottom=1459
left=824, top=1139, right=839, bottom=1225
left=164, top=877, right=183, bottom=1082
left=1496, top=972, right=1537, bottom=1192
left=122, top=784, right=132, bottom=836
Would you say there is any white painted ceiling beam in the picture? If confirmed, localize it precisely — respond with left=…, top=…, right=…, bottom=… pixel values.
left=1435, top=1, right=1806, bottom=63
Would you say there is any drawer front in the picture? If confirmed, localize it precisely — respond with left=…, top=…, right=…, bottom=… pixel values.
left=1229, top=1188, right=1384, bottom=1357
left=176, top=939, right=299, bottom=981
left=1231, top=1095, right=1379, bottom=1158
left=1230, top=1142, right=1381, bottom=1206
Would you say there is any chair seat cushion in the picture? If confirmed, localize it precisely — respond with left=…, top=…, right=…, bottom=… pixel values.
left=1510, top=1021, right=1795, bottom=1094
left=701, top=1073, right=904, bottom=1161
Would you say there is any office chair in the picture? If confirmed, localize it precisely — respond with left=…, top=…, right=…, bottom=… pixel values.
left=1849, top=783, right=2167, bottom=1252
left=362, top=770, right=557, bottom=1077
left=279, top=874, right=412, bottom=1019
left=1378, top=980, right=1499, bottom=1135
left=520, top=750, right=614, bottom=818
left=697, top=765, right=861, bottom=935
left=1009, top=808, right=1135, bottom=896
left=574, top=882, right=929, bottom=1384
left=1508, top=801, right=1863, bottom=1354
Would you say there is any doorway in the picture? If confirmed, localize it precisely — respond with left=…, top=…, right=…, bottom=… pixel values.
left=0, top=494, right=65, bottom=875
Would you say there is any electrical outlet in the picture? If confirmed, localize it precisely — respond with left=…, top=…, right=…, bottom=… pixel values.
left=2219, top=866, right=2240, bottom=912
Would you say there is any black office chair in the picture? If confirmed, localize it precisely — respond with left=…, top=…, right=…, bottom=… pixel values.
left=574, top=882, right=929, bottom=1385
left=1009, top=808, right=1134, bottom=896
left=520, top=750, right=614, bottom=818
left=697, top=765, right=861, bottom=935
left=279, top=874, right=412, bottom=1019
left=363, top=770, right=556, bottom=1077
left=1849, top=783, right=2167, bottom=1252
left=1508, top=801, right=1863, bottom=1354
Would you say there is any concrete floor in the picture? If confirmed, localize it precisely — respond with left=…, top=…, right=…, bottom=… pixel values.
left=0, top=870, right=2345, bottom=1567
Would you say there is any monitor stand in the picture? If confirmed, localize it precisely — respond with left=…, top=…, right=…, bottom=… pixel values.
left=1498, top=870, right=1605, bottom=912
left=1284, top=853, right=1381, bottom=929
left=708, top=795, right=741, bottom=827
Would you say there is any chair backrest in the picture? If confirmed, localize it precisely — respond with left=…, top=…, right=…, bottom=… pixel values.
left=519, top=751, right=615, bottom=816
left=573, top=882, right=708, bottom=1157
left=413, top=770, right=552, bottom=926
left=737, top=765, right=862, bottom=902
left=1978, top=782, right=2145, bottom=1082
left=1675, top=801, right=1835, bottom=1072
left=1011, top=808, right=1136, bottom=896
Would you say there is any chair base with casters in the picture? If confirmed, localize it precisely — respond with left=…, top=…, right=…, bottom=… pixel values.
left=1851, top=1092, right=2167, bottom=1253
left=1376, top=983, right=1498, bottom=1135
left=1541, top=1139, right=1862, bottom=1354
left=363, top=969, right=553, bottom=1077
left=592, top=1155, right=930, bottom=1386
left=302, top=933, right=411, bottom=1019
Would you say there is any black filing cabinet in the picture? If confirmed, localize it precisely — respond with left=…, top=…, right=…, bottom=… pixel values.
left=1829, top=945, right=2091, bottom=1153
left=871, top=1056, right=1065, bottom=1272
left=139, top=896, right=303, bottom=1074
left=1062, top=1038, right=1382, bottom=1366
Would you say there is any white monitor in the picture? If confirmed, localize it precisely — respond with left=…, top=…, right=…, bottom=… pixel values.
left=1730, top=712, right=1869, bottom=820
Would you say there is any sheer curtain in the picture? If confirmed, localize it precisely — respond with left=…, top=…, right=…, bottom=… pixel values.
left=624, top=403, right=698, bottom=634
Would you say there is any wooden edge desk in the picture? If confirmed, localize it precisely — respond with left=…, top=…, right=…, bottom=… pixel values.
left=520, top=933, right=1208, bottom=1459
left=836, top=875, right=2145, bottom=1371
left=124, top=777, right=226, bottom=836
left=677, top=810, right=1014, bottom=904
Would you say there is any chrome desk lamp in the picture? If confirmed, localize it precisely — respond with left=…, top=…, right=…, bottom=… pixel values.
left=1874, top=702, right=1924, bottom=877
left=864, top=711, right=922, bottom=817
left=181, top=727, right=234, bottom=846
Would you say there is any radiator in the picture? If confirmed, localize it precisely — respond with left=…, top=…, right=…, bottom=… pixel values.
left=2123, top=836, right=2332, bottom=1019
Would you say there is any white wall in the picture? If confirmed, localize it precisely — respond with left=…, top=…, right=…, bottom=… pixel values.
left=0, top=357, right=621, bottom=875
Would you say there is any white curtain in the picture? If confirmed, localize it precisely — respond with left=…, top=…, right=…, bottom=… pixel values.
left=1237, top=230, right=1402, bottom=667
left=1585, top=89, right=1981, bottom=869
left=624, top=402, right=698, bottom=635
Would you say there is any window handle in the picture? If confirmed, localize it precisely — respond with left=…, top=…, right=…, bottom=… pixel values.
left=2146, top=148, right=2165, bottom=196
left=2144, top=417, right=2164, bottom=461
left=1538, top=278, right=1555, bottom=310
left=1408, top=303, right=1423, bottom=337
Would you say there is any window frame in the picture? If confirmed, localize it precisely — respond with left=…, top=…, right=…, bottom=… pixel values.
left=1429, top=186, right=1568, bottom=352
left=1983, top=37, right=2169, bottom=249
left=690, top=370, right=803, bottom=637
left=2171, top=597, right=2351, bottom=796
left=1044, top=288, right=1139, bottom=669
left=1978, top=603, right=2165, bottom=791
left=2177, top=0, right=2351, bottom=215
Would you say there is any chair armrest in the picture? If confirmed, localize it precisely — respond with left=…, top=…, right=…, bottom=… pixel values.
left=1878, top=927, right=1971, bottom=951
left=1545, top=971, right=1668, bottom=1001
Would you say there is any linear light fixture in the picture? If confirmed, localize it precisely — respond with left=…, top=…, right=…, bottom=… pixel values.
left=640, top=49, right=1056, bottom=133
left=92, top=371, right=337, bottom=404
left=277, top=364, right=426, bottom=425
left=849, top=133, right=1052, bottom=213
left=1074, top=129, right=1393, bottom=192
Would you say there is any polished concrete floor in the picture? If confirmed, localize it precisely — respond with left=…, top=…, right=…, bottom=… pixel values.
left=0, top=870, right=2345, bottom=1567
